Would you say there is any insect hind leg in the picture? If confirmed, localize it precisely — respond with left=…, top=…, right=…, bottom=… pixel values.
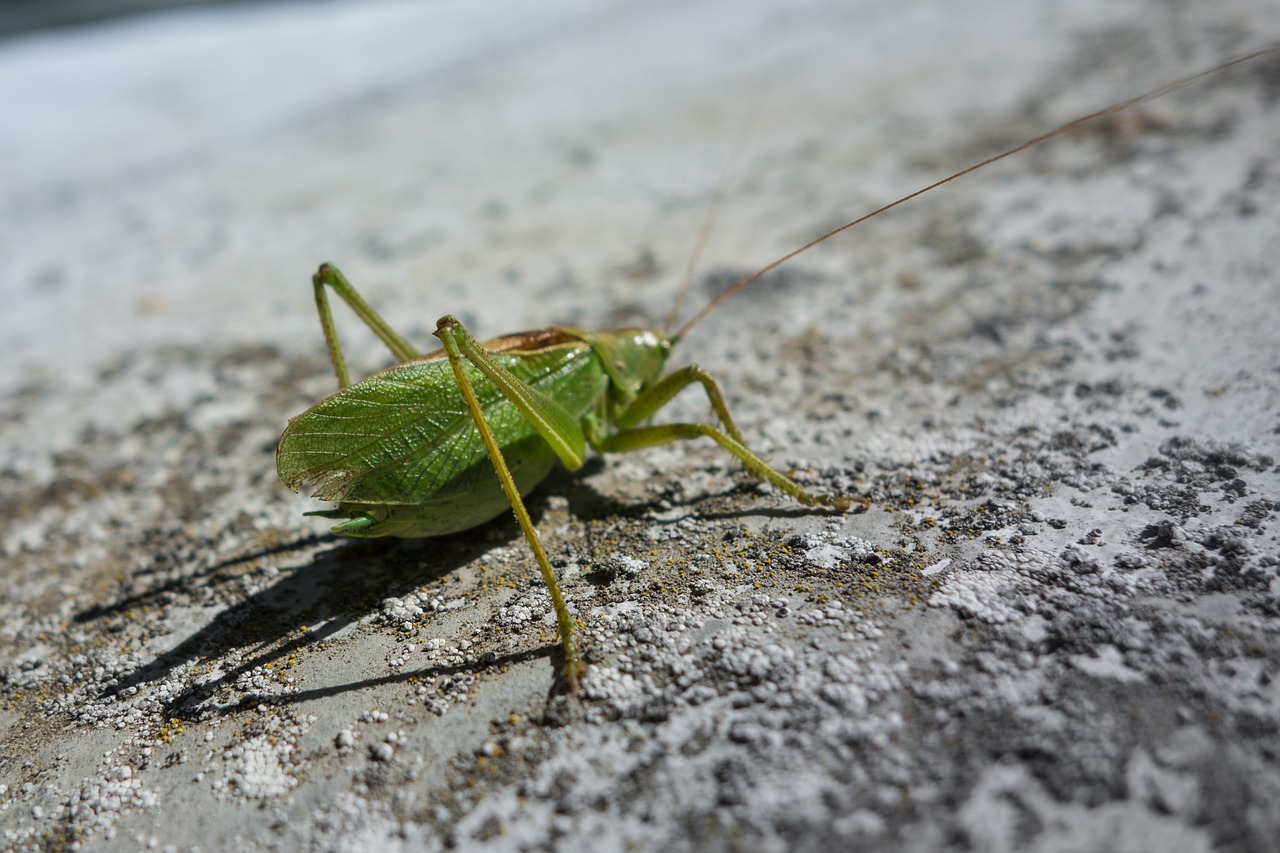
left=311, top=263, right=420, bottom=389
left=433, top=315, right=586, bottom=692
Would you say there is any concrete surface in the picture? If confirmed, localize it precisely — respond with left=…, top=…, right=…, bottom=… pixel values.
left=1, top=0, right=1278, bottom=850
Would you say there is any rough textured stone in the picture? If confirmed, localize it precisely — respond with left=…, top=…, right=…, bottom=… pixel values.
left=1, top=1, right=1277, bottom=850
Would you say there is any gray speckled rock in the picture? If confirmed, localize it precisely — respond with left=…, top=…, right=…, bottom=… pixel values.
left=1, top=1, right=1277, bottom=850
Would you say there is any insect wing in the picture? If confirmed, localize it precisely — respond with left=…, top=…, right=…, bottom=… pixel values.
left=277, top=343, right=609, bottom=507
left=278, top=357, right=503, bottom=506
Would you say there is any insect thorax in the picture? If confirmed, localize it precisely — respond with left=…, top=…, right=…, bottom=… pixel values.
left=559, top=327, right=673, bottom=404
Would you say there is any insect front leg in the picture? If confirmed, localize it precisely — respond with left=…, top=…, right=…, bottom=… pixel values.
left=311, top=263, right=420, bottom=389
left=434, top=315, right=589, bottom=692
left=599, top=366, right=869, bottom=511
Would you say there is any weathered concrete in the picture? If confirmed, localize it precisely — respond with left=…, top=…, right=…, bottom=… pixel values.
left=1, top=1, right=1277, bottom=850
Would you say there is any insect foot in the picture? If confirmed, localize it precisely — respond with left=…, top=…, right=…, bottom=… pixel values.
left=826, top=495, right=872, bottom=513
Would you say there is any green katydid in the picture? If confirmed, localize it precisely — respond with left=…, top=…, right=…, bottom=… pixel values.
left=275, top=267, right=857, bottom=691
left=276, top=46, right=1276, bottom=692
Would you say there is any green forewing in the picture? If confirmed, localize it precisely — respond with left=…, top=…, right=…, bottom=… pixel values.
left=277, top=340, right=608, bottom=519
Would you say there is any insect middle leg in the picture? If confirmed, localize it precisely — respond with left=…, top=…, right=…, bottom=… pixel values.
left=598, top=366, right=869, bottom=511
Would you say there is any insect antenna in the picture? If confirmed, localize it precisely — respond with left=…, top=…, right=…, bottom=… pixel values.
left=663, top=165, right=729, bottom=335
left=664, top=107, right=760, bottom=335
left=672, top=43, right=1279, bottom=341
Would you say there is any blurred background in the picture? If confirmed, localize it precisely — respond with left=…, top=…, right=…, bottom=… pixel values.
left=0, top=0, right=263, bottom=37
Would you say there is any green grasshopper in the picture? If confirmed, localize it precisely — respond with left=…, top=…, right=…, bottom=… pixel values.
left=276, top=46, right=1275, bottom=691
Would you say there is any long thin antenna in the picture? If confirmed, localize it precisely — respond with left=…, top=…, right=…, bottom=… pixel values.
left=663, top=159, right=735, bottom=334
left=664, top=106, right=761, bottom=333
left=673, top=44, right=1279, bottom=341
